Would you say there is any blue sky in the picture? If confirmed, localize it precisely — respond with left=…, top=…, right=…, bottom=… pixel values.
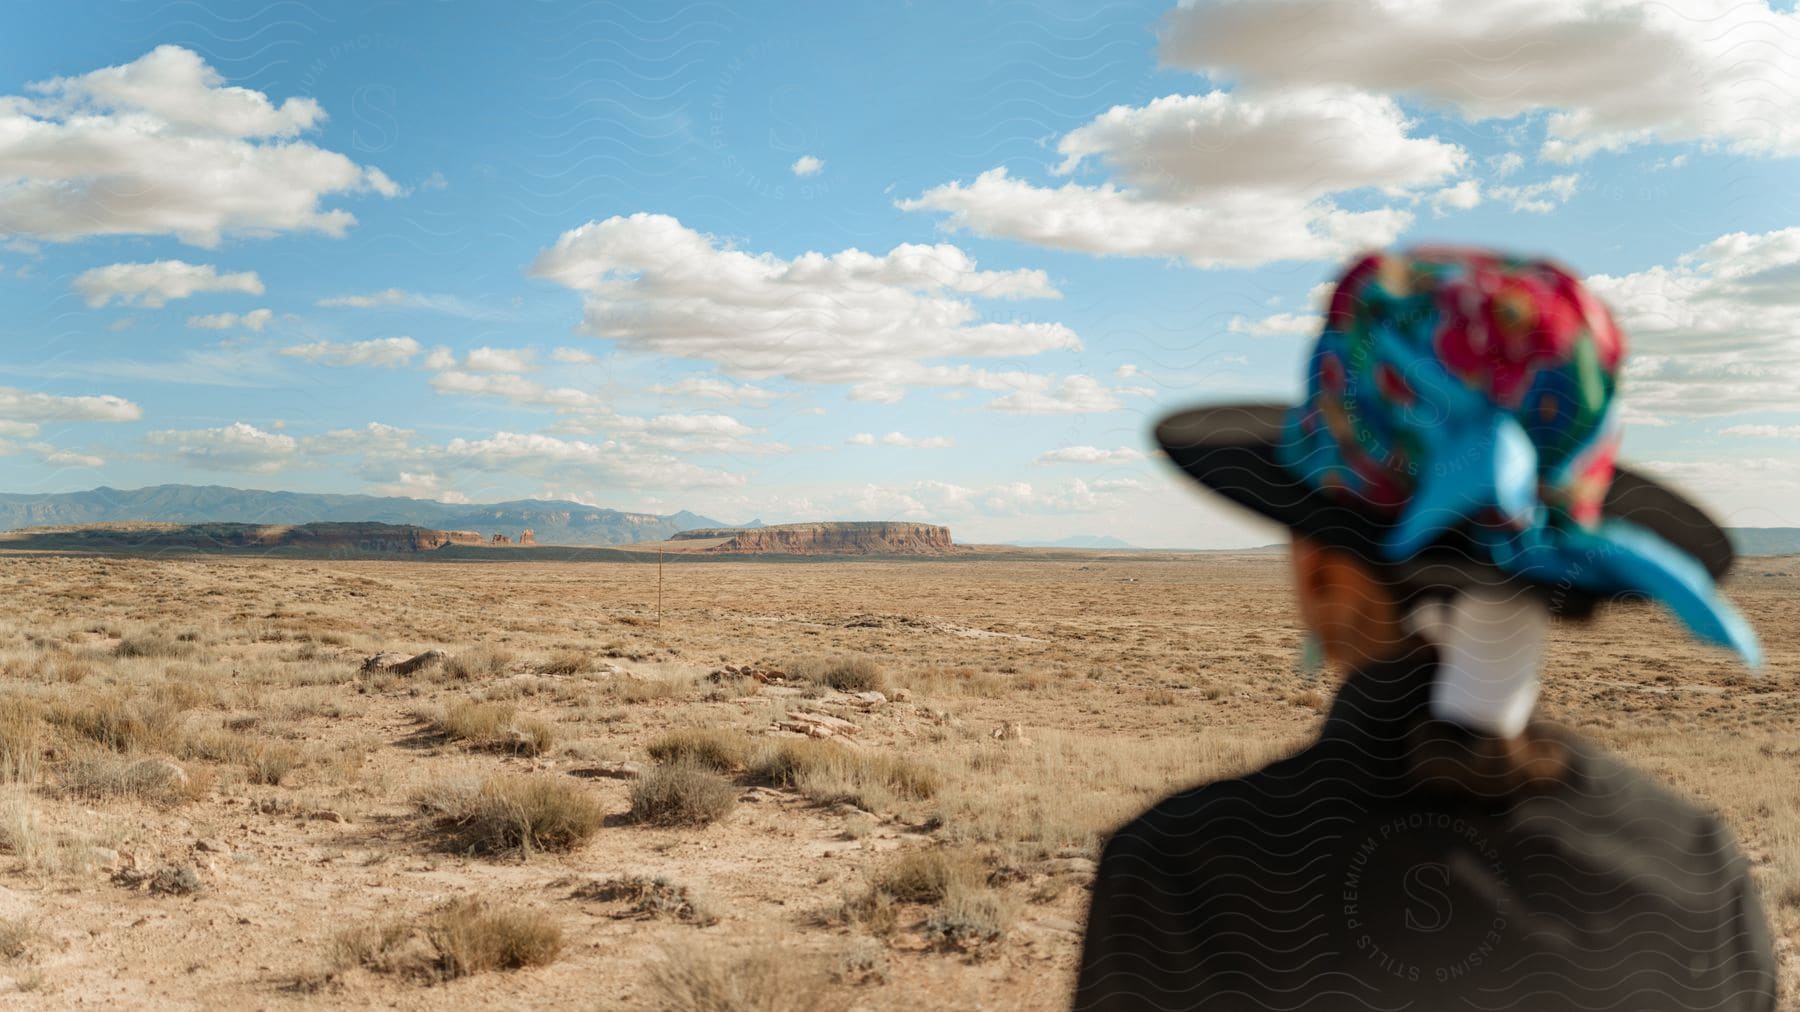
left=2, top=0, right=1798, bottom=547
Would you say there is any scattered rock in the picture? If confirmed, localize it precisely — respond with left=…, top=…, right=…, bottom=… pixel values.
left=849, top=691, right=887, bottom=709
left=89, top=847, right=122, bottom=870
left=193, top=838, right=229, bottom=854
left=307, top=810, right=347, bottom=824
left=780, top=710, right=861, bottom=738
left=1044, top=856, right=1097, bottom=877
left=570, top=760, right=644, bottom=780
left=360, top=649, right=449, bottom=675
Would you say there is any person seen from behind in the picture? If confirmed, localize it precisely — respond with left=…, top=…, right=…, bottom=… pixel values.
left=1074, top=247, right=1778, bottom=1011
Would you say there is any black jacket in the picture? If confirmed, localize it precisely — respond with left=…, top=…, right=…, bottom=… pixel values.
left=1075, top=647, right=1777, bottom=1011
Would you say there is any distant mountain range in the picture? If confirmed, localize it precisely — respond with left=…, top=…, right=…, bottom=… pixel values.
left=0, top=485, right=753, bottom=547
left=1010, top=534, right=1142, bottom=550
left=1728, top=528, right=1800, bottom=558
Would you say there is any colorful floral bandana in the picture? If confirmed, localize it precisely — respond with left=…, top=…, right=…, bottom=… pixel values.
left=1279, top=247, right=1757, bottom=663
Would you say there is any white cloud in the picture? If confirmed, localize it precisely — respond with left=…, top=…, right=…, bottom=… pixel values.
left=423, top=346, right=456, bottom=370
left=790, top=155, right=824, bottom=176
left=846, top=433, right=875, bottom=446
left=551, top=347, right=596, bottom=364
left=528, top=213, right=1077, bottom=395
left=463, top=347, right=536, bottom=373
left=1488, top=174, right=1579, bottom=213
left=368, top=470, right=469, bottom=503
left=146, top=421, right=297, bottom=472
left=436, top=431, right=745, bottom=489
left=279, top=336, right=421, bottom=368
left=1430, top=179, right=1482, bottom=215
left=427, top=369, right=785, bottom=456
left=315, top=288, right=494, bottom=318
left=1720, top=424, right=1800, bottom=438
left=986, top=374, right=1120, bottom=414
left=1036, top=445, right=1145, bottom=464
left=1490, top=152, right=1525, bottom=178
left=1228, top=311, right=1322, bottom=338
left=186, top=307, right=273, bottom=331
left=1160, top=0, right=1800, bottom=162
left=73, top=260, right=263, bottom=308
left=0, top=45, right=396, bottom=245
left=0, top=421, right=38, bottom=438
left=902, top=88, right=1462, bottom=268
left=879, top=432, right=955, bottom=449
left=1588, top=227, right=1800, bottom=415
left=35, top=445, right=105, bottom=468
left=649, top=376, right=778, bottom=406
left=0, top=386, right=141, bottom=422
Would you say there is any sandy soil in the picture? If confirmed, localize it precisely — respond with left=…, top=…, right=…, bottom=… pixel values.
left=0, top=550, right=1791, bottom=1009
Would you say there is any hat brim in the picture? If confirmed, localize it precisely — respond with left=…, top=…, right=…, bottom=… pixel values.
left=1155, top=403, right=1735, bottom=596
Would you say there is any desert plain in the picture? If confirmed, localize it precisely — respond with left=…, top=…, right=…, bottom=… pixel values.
left=0, top=547, right=1790, bottom=1009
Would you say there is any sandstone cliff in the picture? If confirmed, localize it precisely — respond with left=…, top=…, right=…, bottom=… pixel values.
left=669, top=521, right=958, bottom=555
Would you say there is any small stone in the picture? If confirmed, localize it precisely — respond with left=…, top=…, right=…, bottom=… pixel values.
left=308, top=810, right=347, bottom=824
left=194, top=838, right=229, bottom=854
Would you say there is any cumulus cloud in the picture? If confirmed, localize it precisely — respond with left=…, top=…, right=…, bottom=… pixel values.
left=463, top=347, right=536, bottom=373
left=315, top=288, right=494, bottom=318
left=551, top=347, right=597, bottom=364
left=1489, top=174, right=1579, bottom=214
left=1430, top=180, right=1483, bottom=215
left=0, top=386, right=141, bottom=422
left=1036, top=445, right=1145, bottom=464
left=649, top=376, right=777, bottom=406
left=1588, top=227, right=1800, bottom=415
left=790, top=155, right=823, bottom=176
left=36, top=445, right=105, bottom=468
left=1159, top=0, right=1800, bottom=162
left=427, top=369, right=786, bottom=456
left=902, top=89, right=1462, bottom=268
left=279, top=336, right=421, bottom=368
left=528, top=213, right=1077, bottom=396
left=1720, top=424, right=1800, bottom=438
left=0, top=45, right=396, bottom=245
left=878, top=432, right=955, bottom=449
left=845, top=433, right=876, bottom=446
left=986, top=375, right=1120, bottom=414
left=1228, top=311, right=1322, bottom=338
left=73, top=260, right=263, bottom=308
left=186, top=308, right=273, bottom=331
left=146, top=421, right=297, bottom=472
left=368, top=470, right=469, bottom=503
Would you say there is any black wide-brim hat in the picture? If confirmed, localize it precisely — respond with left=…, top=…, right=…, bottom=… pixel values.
left=1155, top=403, right=1736, bottom=605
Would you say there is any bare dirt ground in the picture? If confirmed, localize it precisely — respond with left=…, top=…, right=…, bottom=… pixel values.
left=0, top=550, right=1791, bottom=1009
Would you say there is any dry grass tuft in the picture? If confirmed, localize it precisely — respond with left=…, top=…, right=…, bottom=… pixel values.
left=0, top=916, right=34, bottom=961
left=750, top=738, right=942, bottom=810
left=575, top=874, right=720, bottom=925
left=331, top=897, right=561, bottom=981
left=646, top=727, right=753, bottom=772
left=646, top=940, right=827, bottom=1012
left=788, top=655, right=889, bottom=694
left=439, top=647, right=514, bottom=682
left=115, top=634, right=194, bottom=659
left=628, top=761, right=737, bottom=827
left=58, top=752, right=209, bottom=806
left=538, top=650, right=591, bottom=676
left=0, top=699, right=45, bottom=785
left=431, top=700, right=556, bottom=757
left=427, top=897, right=563, bottom=978
left=419, top=773, right=604, bottom=855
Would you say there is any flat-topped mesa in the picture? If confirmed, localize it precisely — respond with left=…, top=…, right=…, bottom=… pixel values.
left=670, top=521, right=958, bottom=555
